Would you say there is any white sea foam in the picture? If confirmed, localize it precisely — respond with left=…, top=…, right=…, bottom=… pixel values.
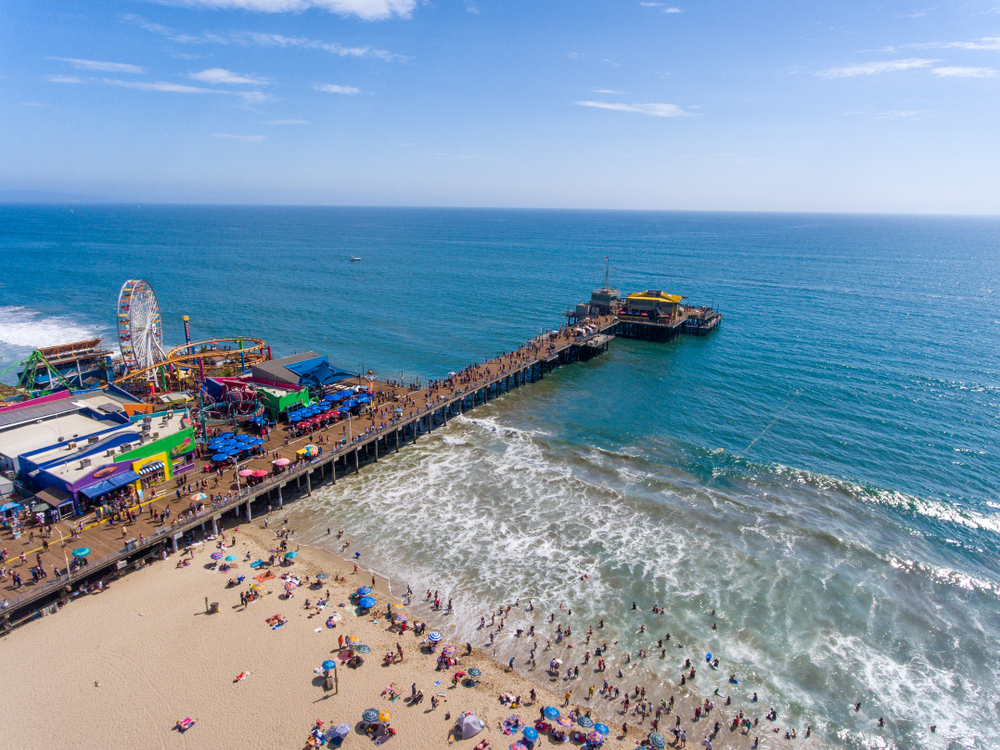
left=0, top=305, right=102, bottom=350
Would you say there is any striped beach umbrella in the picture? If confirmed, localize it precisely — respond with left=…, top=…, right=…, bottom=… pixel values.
left=587, top=731, right=604, bottom=744
left=355, top=644, right=371, bottom=653
left=578, top=715, right=595, bottom=728
left=210, top=552, right=222, bottom=560
left=356, top=586, right=372, bottom=595
left=72, top=547, right=91, bottom=558
left=428, top=631, right=442, bottom=642
left=442, top=645, right=457, bottom=656
left=362, top=708, right=379, bottom=723
left=649, top=733, right=667, bottom=749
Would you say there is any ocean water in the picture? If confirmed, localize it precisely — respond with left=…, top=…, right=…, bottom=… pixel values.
left=1, top=206, right=999, bottom=748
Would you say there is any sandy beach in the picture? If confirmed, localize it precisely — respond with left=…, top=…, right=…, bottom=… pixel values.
left=0, top=510, right=810, bottom=750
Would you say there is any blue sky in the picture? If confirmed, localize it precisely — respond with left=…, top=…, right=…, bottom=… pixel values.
left=2, top=1, right=998, bottom=212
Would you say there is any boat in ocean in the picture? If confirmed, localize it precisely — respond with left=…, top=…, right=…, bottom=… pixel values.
left=349, top=256, right=361, bottom=262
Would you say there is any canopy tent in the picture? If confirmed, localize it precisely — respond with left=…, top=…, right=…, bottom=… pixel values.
left=284, top=356, right=355, bottom=389
left=79, top=469, right=140, bottom=499
left=457, top=712, right=485, bottom=740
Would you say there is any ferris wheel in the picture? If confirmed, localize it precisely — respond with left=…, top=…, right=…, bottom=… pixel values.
left=117, top=279, right=166, bottom=373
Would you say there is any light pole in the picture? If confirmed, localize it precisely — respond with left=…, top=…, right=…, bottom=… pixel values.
left=55, top=525, right=70, bottom=583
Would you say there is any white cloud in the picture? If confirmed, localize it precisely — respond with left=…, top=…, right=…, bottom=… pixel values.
left=263, top=119, right=310, bottom=124
left=875, top=109, right=933, bottom=119
left=151, top=0, right=416, bottom=21
left=315, top=84, right=361, bottom=94
left=888, top=36, right=1000, bottom=52
left=47, top=74, right=85, bottom=84
left=464, top=0, right=479, bottom=13
left=49, top=57, right=146, bottom=74
left=213, top=133, right=266, bottom=142
left=640, top=2, right=682, bottom=10
left=104, top=79, right=221, bottom=94
left=124, top=16, right=405, bottom=62
left=932, top=66, right=998, bottom=77
left=190, top=68, right=270, bottom=84
left=817, top=58, right=936, bottom=78
left=575, top=101, right=690, bottom=117
left=592, top=88, right=626, bottom=94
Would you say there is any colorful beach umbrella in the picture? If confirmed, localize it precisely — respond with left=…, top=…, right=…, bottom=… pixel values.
left=428, top=631, right=442, bottom=642
left=284, top=581, right=297, bottom=592
left=250, top=583, right=261, bottom=591
left=649, top=733, right=667, bottom=749
left=210, top=552, right=222, bottom=560
left=72, top=547, right=90, bottom=558
left=557, top=717, right=574, bottom=728
left=358, top=596, right=376, bottom=609
left=542, top=706, right=560, bottom=720
left=355, top=644, right=371, bottom=653
left=442, top=645, right=457, bottom=656
left=322, top=660, right=337, bottom=670
left=578, top=715, right=595, bottom=728
left=468, top=668, right=482, bottom=678
left=362, top=708, right=379, bottom=723
left=510, top=743, right=527, bottom=750
left=587, top=731, right=604, bottom=743
left=356, top=586, right=372, bottom=595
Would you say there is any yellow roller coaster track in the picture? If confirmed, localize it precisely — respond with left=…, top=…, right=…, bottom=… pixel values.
left=112, top=336, right=269, bottom=385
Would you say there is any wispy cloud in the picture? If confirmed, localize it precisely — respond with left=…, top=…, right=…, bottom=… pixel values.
left=817, top=58, right=936, bottom=78
left=575, top=101, right=691, bottom=117
left=932, top=66, right=998, bottom=77
left=885, top=36, right=1000, bottom=52
left=875, top=109, right=933, bottom=119
left=47, top=74, right=85, bottom=84
left=123, top=15, right=406, bottom=61
left=49, top=57, right=146, bottom=74
left=592, top=88, right=626, bottom=94
left=263, top=119, right=310, bottom=124
left=152, top=0, right=416, bottom=21
left=315, top=84, right=361, bottom=94
left=640, top=2, right=682, bottom=11
left=464, top=0, right=479, bottom=13
left=189, top=68, right=271, bottom=84
left=104, top=79, right=221, bottom=94
left=213, top=133, right=266, bottom=142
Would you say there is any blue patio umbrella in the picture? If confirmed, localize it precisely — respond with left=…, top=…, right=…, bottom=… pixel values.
left=324, top=394, right=338, bottom=401
left=284, top=551, right=298, bottom=559
left=523, top=727, right=539, bottom=742
left=322, top=660, right=337, bottom=670
left=72, top=547, right=91, bottom=558
left=289, top=415, right=301, bottom=422
left=542, top=707, right=560, bottom=720
left=595, top=723, right=610, bottom=735
left=578, top=715, right=595, bottom=728
left=356, top=586, right=372, bottom=595
left=211, top=453, right=229, bottom=462
left=427, top=631, right=442, bottom=642
left=358, top=596, right=376, bottom=609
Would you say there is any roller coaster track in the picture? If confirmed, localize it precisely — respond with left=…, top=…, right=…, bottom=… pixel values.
left=112, top=336, right=269, bottom=385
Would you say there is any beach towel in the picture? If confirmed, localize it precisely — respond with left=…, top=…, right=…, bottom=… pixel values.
left=249, top=559, right=264, bottom=569
left=256, top=570, right=275, bottom=582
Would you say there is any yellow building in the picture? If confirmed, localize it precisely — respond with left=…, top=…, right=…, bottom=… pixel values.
left=622, top=290, right=684, bottom=321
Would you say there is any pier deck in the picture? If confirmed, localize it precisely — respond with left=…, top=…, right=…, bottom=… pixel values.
left=1, top=316, right=619, bottom=626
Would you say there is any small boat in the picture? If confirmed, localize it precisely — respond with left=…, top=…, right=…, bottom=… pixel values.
left=349, top=256, right=361, bottom=262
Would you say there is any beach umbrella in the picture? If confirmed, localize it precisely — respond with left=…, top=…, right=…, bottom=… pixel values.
left=468, top=667, right=482, bottom=678
left=272, top=457, right=290, bottom=466
left=72, top=547, right=90, bottom=558
left=253, top=470, right=268, bottom=478
left=542, top=707, right=560, bottom=720
left=362, top=708, right=379, bottom=723
left=238, top=469, right=254, bottom=477
left=428, top=631, right=442, bottom=642
left=356, top=644, right=371, bottom=653
left=587, top=731, right=604, bottom=744
left=210, top=552, right=222, bottom=560
left=595, top=723, right=610, bottom=735
left=322, top=660, right=337, bottom=670
left=557, top=717, right=574, bottom=728
left=394, top=615, right=407, bottom=623
left=348, top=635, right=360, bottom=643
left=211, top=453, right=229, bottom=462
left=578, top=715, right=595, bottom=728
left=523, top=727, right=539, bottom=742
left=333, top=724, right=351, bottom=739
left=510, top=743, right=527, bottom=750
left=289, top=415, right=301, bottom=422
left=250, top=583, right=261, bottom=590
left=378, top=710, right=391, bottom=723
left=284, top=551, right=298, bottom=559
left=356, top=586, right=372, bottom=595
left=649, top=733, right=667, bottom=749
left=442, top=645, right=457, bottom=656
left=224, top=555, right=237, bottom=562
left=329, top=612, right=342, bottom=622
left=316, top=573, right=329, bottom=579
left=284, top=581, right=297, bottom=592
left=358, top=596, right=376, bottom=609
left=390, top=602, right=404, bottom=609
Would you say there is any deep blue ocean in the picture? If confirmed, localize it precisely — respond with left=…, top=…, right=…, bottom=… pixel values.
left=1, top=206, right=998, bottom=749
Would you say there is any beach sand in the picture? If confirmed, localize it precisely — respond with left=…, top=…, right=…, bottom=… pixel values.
left=0, top=515, right=809, bottom=750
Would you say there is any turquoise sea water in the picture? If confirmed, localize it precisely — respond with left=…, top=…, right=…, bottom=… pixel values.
left=1, top=206, right=998, bottom=749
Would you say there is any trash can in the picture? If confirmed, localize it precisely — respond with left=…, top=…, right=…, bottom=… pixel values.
left=209, top=602, right=220, bottom=614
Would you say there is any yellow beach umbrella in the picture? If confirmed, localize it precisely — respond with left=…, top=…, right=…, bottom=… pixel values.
left=250, top=583, right=262, bottom=591
left=348, top=635, right=360, bottom=643
left=378, top=711, right=391, bottom=723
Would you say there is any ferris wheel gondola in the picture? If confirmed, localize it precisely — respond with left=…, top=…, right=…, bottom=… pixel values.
left=117, top=279, right=166, bottom=375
